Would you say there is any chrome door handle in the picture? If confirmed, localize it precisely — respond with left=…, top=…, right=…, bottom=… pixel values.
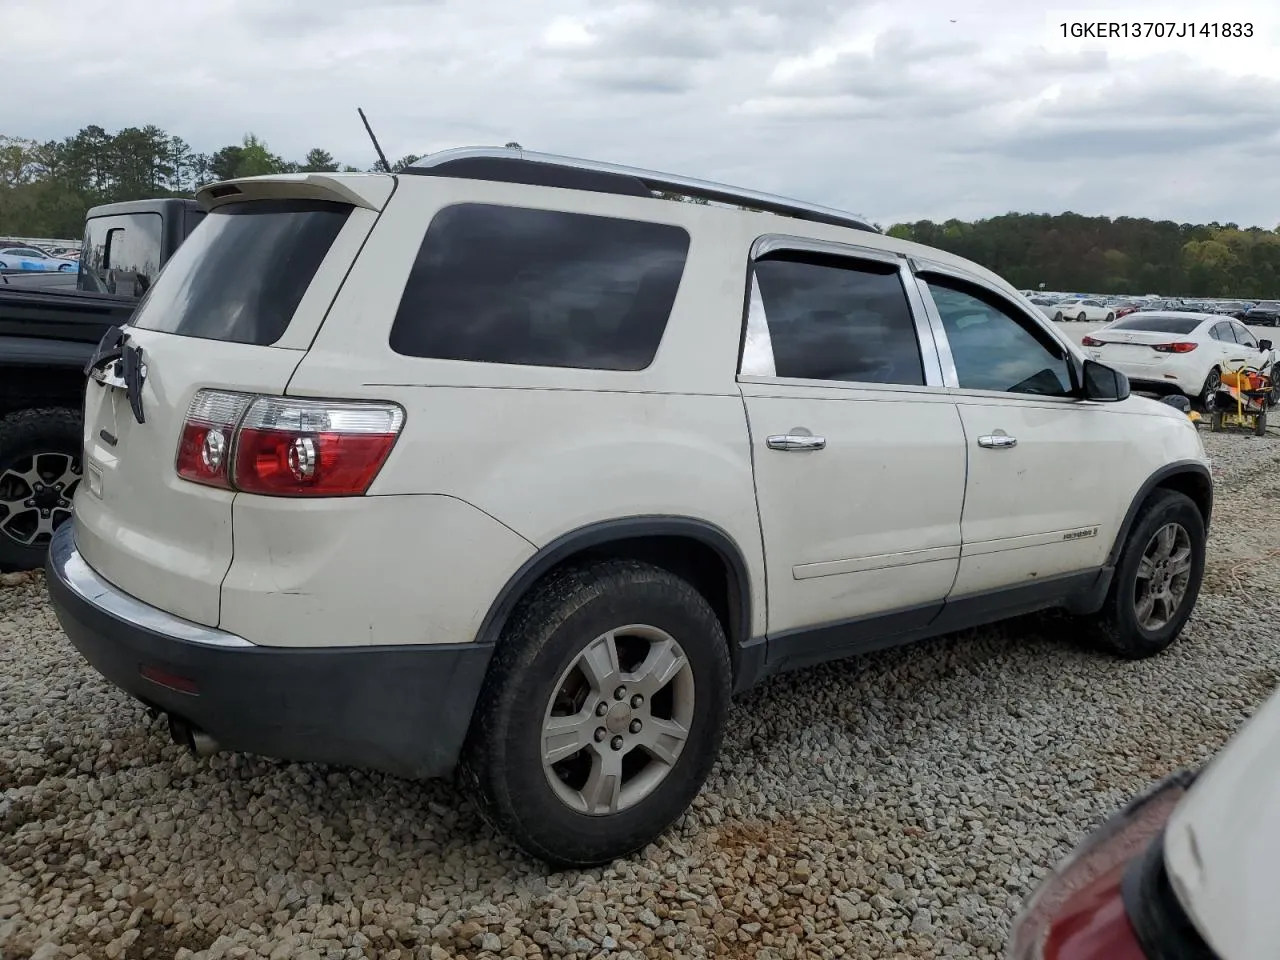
left=767, top=434, right=826, bottom=451
left=977, top=434, right=1017, bottom=449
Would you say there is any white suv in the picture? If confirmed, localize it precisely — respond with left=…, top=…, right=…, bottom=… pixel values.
left=47, top=148, right=1212, bottom=867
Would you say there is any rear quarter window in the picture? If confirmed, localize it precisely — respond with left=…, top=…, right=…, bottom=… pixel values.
left=389, top=203, right=691, bottom=371
left=130, top=199, right=351, bottom=345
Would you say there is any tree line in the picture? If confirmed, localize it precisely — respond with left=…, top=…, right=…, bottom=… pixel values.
left=0, top=125, right=426, bottom=239
left=4, top=124, right=1280, bottom=298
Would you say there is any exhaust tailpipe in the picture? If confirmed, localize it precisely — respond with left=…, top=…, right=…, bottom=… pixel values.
left=167, top=715, right=221, bottom=757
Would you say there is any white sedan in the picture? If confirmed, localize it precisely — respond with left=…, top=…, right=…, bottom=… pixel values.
left=1051, top=298, right=1114, bottom=322
left=0, top=246, right=79, bottom=273
left=1082, top=311, right=1275, bottom=408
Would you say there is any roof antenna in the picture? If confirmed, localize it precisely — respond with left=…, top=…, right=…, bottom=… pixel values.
left=357, top=107, right=392, bottom=173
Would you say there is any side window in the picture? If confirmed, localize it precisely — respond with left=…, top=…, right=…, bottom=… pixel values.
left=390, top=204, right=690, bottom=371
left=925, top=276, right=1074, bottom=397
left=1209, top=323, right=1231, bottom=342
left=1233, top=324, right=1258, bottom=348
left=746, top=253, right=924, bottom=386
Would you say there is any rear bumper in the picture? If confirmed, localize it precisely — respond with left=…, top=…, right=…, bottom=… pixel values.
left=45, top=522, right=493, bottom=779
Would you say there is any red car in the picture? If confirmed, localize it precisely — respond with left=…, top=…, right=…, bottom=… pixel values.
left=1008, top=686, right=1280, bottom=959
left=1113, top=302, right=1145, bottom=319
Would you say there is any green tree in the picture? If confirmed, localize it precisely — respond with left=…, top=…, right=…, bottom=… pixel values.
left=300, top=148, right=339, bottom=172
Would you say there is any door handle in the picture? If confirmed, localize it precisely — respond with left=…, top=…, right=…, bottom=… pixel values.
left=977, top=434, right=1017, bottom=449
left=767, top=434, right=826, bottom=451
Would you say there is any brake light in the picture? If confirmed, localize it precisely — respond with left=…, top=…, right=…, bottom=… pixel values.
left=175, top=391, right=254, bottom=489
left=175, top=390, right=405, bottom=497
left=1152, top=342, right=1198, bottom=354
left=233, top=397, right=404, bottom=496
left=1081, top=336, right=1104, bottom=347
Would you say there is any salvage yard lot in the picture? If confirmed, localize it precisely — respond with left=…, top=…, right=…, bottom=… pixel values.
left=3, top=428, right=1280, bottom=960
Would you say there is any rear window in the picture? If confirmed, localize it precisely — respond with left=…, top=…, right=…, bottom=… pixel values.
left=79, top=212, right=163, bottom=297
left=389, top=203, right=690, bottom=370
left=1109, top=315, right=1201, bottom=334
left=130, top=199, right=351, bottom=345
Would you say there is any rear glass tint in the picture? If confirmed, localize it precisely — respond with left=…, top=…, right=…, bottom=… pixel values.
left=389, top=203, right=690, bottom=370
left=130, top=199, right=350, bottom=345
left=1109, top=315, right=1201, bottom=334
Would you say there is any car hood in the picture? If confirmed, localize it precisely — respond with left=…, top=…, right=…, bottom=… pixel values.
left=1163, top=686, right=1280, bottom=959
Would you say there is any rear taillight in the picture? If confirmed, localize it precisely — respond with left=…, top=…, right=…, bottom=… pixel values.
left=1081, top=336, right=1104, bottom=347
left=175, top=390, right=405, bottom=497
left=1152, top=342, right=1198, bottom=354
left=175, top=391, right=255, bottom=489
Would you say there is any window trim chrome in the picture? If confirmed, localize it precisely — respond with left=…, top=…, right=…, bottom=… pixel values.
left=737, top=235, right=946, bottom=389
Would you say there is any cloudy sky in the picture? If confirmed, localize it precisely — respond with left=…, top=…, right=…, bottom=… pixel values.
left=4, top=0, right=1279, bottom=227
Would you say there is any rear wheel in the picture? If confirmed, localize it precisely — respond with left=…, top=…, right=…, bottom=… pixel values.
left=1076, top=312, right=1087, bottom=322
left=1105, top=312, right=1115, bottom=322
left=1199, top=367, right=1221, bottom=411
left=58, top=263, right=75, bottom=273
left=460, top=559, right=731, bottom=867
left=1079, top=490, right=1205, bottom=659
left=1054, top=311, right=1063, bottom=322
left=0, top=408, right=83, bottom=571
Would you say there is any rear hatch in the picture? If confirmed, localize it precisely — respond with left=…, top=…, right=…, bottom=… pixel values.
left=74, top=175, right=392, bottom=626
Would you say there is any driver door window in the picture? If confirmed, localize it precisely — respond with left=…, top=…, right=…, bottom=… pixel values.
left=923, top=277, right=1073, bottom=397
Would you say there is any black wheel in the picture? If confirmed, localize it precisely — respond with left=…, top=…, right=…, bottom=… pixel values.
left=1255, top=406, right=1267, bottom=436
left=460, top=559, right=731, bottom=868
left=1081, top=490, right=1205, bottom=659
left=58, top=263, right=75, bottom=272
left=1054, top=312, right=1063, bottom=322
left=1105, top=312, right=1115, bottom=322
left=1199, top=367, right=1221, bottom=411
left=1076, top=312, right=1087, bottom=322
left=0, top=408, right=83, bottom=572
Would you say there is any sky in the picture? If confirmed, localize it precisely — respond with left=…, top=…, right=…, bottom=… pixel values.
left=4, top=0, right=1280, bottom=228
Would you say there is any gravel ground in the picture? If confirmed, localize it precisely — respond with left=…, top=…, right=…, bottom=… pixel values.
left=4, top=426, right=1280, bottom=960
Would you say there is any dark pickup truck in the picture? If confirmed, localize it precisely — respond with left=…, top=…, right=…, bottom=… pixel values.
left=0, top=198, right=204, bottom=570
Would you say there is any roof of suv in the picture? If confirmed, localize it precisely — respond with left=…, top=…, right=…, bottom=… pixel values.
left=403, top=147, right=879, bottom=235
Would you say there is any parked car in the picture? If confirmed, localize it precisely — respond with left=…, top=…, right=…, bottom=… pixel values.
left=1007, top=685, right=1280, bottom=959
left=1113, top=302, right=1144, bottom=319
left=1082, top=313, right=1274, bottom=410
left=0, top=198, right=204, bottom=571
left=1052, top=299, right=1115, bottom=322
left=0, top=246, right=78, bottom=273
left=1244, top=300, right=1280, bottom=326
left=1028, top=296, right=1058, bottom=320
left=46, top=148, right=1211, bottom=868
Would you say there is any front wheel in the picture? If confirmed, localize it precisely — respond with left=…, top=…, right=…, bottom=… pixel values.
left=1076, top=312, right=1087, bottom=322
left=1079, top=490, right=1205, bottom=659
left=1054, top=312, right=1063, bottom=322
left=1105, top=312, right=1115, bottom=322
left=58, top=263, right=75, bottom=272
left=460, top=559, right=731, bottom=867
left=0, top=408, right=83, bottom=572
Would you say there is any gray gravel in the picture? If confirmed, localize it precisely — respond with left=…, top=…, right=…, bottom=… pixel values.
left=4, top=425, right=1280, bottom=960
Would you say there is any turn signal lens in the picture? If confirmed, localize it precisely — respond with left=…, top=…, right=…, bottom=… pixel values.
left=175, top=390, right=254, bottom=489
left=1152, top=342, right=1198, bottom=354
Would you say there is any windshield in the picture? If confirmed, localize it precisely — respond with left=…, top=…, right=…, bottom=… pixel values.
left=130, top=199, right=351, bottom=345
left=1109, top=315, right=1202, bottom=334
left=1252, top=301, right=1280, bottom=310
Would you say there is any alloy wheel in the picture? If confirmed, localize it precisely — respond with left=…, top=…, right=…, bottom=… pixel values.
left=1133, top=523, right=1193, bottom=631
left=0, top=451, right=80, bottom=548
left=541, top=624, right=695, bottom=816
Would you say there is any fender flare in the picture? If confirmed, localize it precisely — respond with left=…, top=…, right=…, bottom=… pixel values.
left=473, top=515, right=754, bottom=651
left=1106, top=460, right=1214, bottom=567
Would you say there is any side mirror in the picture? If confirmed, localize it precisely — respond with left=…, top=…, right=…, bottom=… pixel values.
left=1260, top=339, right=1273, bottom=352
left=1082, top=359, right=1130, bottom=402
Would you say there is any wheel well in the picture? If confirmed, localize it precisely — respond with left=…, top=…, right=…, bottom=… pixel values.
left=485, top=529, right=751, bottom=678
left=1153, top=471, right=1213, bottom=527
left=0, top=367, right=86, bottom=418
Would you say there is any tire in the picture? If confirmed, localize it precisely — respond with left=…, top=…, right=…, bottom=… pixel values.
left=460, top=559, right=731, bottom=868
left=1080, top=490, right=1205, bottom=659
left=0, top=408, right=83, bottom=572
left=58, top=263, right=75, bottom=272
left=1199, top=367, right=1221, bottom=411
left=1054, top=312, right=1063, bottom=322
left=1210, top=410, right=1224, bottom=432
left=1105, top=312, right=1115, bottom=322
left=1076, top=312, right=1086, bottom=322
left=1255, top=406, right=1267, bottom=436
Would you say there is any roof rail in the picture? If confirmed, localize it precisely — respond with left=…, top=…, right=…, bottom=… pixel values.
left=402, top=147, right=878, bottom=234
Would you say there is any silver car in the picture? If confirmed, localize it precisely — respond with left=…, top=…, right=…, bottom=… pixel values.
left=0, top=246, right=79, bottom=273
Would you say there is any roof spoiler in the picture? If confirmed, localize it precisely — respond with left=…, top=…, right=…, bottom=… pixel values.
left=195, top=173, right=393, bottom=212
